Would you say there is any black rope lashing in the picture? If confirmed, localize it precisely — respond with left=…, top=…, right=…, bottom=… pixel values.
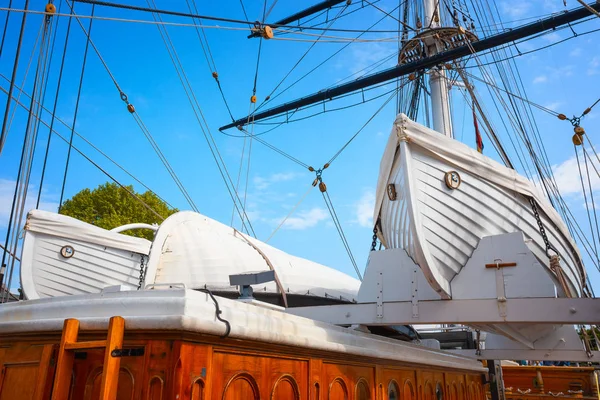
left=199, top=288, right=231, bottom=339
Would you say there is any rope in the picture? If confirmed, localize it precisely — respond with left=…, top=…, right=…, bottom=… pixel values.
left=0, top=18, right=44, bottom=300
left=59, top=4, right=95, bottom=211
left=582, top=144, right=600, bottom=259
left=576, top=0, right=600, bottom=19
left=0, top=82, right=174, bottom=213
left=240, top=128, right=310, bottom=169
left=0, top=7, right=401, bottom=36
left=238, top=0, right=251, bottom=26
left=266, top=183, right=314, bottom=242
left=242, top=133, right=253, bottom=228
left=249, top=82, right=401, bottom=128
left=252, top=3, right=402, bottom=114
left=38, top=1, right=73, bottom=208
left=259, top=4, right=349, bottom=104
left=327, top=87, right=399, bottom=166
left=65, top=1, right=199, bottom=212
left=463, top=71, right=559, bottom=117
left=146, top=0, right=256, bottom=236
left=0, top=0, right=13, bottom=58
left=1, top=12, right=52, bottom=304
left=183, top=0, right=236, bottom=123
left=263, top=0, right=278, bottom=21
left=575, top=144, right=599, bottom=266
left=2, top=21, right=44, bottom=158
left=69, top=0, right=410, bottom=34
left=364, top=0, right=416, bottom=32
left=0, top=0, right=29, bottom=155
left=231, top=136, right=248, bottom=226
left=321, top=189, right=363, bottom=281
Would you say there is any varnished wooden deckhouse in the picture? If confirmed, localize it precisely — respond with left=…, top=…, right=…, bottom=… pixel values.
left=0, top=288, right=486, bottom=399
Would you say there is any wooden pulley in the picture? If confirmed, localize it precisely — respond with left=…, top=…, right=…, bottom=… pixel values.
left=127, top=104, right=135, bottom=114
left=45, top=3, right=56, bottom=14
left=574, top=126, right=585, bottom=135
left=318, top=182, right=327, bottom=193
left=572, top=133, right=583, bottom=146
left=261, top=26, right=274, bottom=39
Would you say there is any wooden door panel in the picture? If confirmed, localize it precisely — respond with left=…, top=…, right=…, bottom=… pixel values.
left=0, top=344, right=54, bottom=400
left=0, top=364, right=39, bottom=400
left=212, top=351, right=308, bottom=400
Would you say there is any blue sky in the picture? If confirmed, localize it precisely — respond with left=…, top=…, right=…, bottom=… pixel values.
left=1, top=0, right=599, bottom=293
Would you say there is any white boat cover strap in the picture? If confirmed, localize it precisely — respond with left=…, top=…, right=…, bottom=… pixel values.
left=25, top=210, right=151, bottom=255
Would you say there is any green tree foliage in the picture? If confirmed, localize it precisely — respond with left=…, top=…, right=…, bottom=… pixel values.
left=59, top=182, right=177, bottom=240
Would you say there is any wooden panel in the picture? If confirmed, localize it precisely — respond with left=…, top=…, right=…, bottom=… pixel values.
left=212, top=350, right=308, bottom=400
left=0, top=343, right=54, bottom=400
left=272, top=375, right=300, bottom=399
left=190, top=378, right=205, bottom=400
left=382, top=368, right=417, bottom=400
left=355, top=379, right=371, bottom=400
left=0, top=363, right=39, bottom=400
left=387, top=380, right=400, bottom=400
left=418, top=370, right=445, bottom=400
left=311, top=359, right=323, bottom=400
left=465, top=375, right=480, bottom=400
left=223, top=373, right=259, bottom=400
left=323, top=363, right=375, bottom=400
left=404, top=378, right=417, bottom=400
left=502, top=366, right=595, bottom=395
left=445, top=373, right=466, bottom=400
left=81, top=367, right=133, bottom=400
left=70, top=344, right=146, bottom=399
left=173, top=343, right=212, bottom=400
left=141, top=341, right=171, bottom=400
left=147, top=376, right=164, bottom=400
left=329, top=378, right=348, bottom=400
left=314, top=382, right=322, bottom=400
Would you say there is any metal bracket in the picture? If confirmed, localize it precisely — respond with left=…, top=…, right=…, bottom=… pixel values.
left=412, top=267, right=419, bottom=318
left=376, top=272, right=383, bottom=318
left=111, top=348, right=145, bottom=358
left=493, top=259, right=507, bottom=318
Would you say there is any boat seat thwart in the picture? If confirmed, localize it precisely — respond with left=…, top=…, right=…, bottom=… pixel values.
left=52, top=316, right=125, bottom=400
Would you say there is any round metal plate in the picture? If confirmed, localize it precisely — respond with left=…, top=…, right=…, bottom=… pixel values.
left=60, top=245, right=75, bottom=259
left=444, top=171, right=461, bottom=190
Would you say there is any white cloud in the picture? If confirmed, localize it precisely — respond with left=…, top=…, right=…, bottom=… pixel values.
left=0, top=179, right=58, bottom=228
left=348, top=42, right=395, bottom=75
left=280, top=207, right=328, bottom=230
left=533, top=75, right=547, bottom=84
left=570, top=48, right=583, bottom=57
left=355, top=190, right=375, bottom=228
left=546, top=65, right=574, bottom=79
left=551, top=153, right=600, bottom=197
left=500, top=1, right=531, bottom=18
left=542, top=32, right=561, bottom=43
left=543, top=101, right=564, bottom=112
left=253, top=172, right=298, bottom=190
left=588, top=57, right=600, bottom=76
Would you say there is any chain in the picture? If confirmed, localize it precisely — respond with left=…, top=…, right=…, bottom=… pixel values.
left=371, top=218, right=379, bottom=251
left=137, top=254, right=146, bottom=290
left=529, top=197, right=556, bottom=257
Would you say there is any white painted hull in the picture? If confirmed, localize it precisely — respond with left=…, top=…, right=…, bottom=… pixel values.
left=375, top=115, right=586, bottom=300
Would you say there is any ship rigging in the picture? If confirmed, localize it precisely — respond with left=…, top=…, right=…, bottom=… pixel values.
left=0, top=0, right=600, bottom=370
